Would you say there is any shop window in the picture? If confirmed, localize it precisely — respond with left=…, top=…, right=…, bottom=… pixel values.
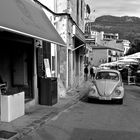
left=108, top=50, right=112, bottom=56
left=108, top=57, right=111, bottom=62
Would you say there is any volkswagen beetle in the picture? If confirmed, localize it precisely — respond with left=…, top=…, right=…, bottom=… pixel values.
left=88, top=69, right=124, bottom=104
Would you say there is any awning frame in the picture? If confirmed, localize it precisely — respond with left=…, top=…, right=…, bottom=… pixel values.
left=71, top=44, right=85, bottom=51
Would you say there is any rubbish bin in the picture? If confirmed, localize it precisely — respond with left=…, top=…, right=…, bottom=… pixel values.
left=38, top=77, right=57, bottom=106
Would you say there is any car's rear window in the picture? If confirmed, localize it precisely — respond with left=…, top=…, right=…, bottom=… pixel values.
left=96, top=71, right=119, bottom=81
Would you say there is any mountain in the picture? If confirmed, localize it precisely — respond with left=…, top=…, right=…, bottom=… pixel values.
left=88, top=15, right=140, bottom=42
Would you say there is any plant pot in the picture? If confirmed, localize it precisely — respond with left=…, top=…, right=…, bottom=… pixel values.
left=1, top=91, right=25, bottom=122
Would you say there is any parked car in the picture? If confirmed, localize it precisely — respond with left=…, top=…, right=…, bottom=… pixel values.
left=135, top=70, right=140, bottom=85
left=88, top=69, right=124, bottom=104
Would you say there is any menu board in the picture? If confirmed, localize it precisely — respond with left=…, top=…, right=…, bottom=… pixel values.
left=44, top=59, right=51, bottom=77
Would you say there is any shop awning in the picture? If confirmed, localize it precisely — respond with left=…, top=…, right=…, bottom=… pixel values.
left=0, top=0, right=66, bottom=46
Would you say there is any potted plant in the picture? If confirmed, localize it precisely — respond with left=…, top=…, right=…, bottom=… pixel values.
left=0, top=86, right=25, bottom=122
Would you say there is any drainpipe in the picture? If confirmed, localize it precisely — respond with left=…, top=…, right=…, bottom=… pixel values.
left=33, top=0, right=81, bottom=28
left=33, top=0, right=70, bottom=17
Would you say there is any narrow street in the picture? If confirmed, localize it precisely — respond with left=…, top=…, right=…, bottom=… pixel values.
left=21, top=84, right=140, bottom=140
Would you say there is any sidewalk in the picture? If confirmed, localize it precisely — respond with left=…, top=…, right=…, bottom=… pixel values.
left=0, top=81, right=92, bottom=140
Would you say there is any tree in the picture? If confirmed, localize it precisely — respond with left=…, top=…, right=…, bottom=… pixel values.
left=126, top=38, right=140, bottom=55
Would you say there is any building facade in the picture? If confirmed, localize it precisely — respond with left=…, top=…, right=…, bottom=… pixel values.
left=85, top=30, right=124, bottom=67
left=37, top=0, right=87, bottom=94
left=117, top=39, right=130, bottom=55
left=56, top=0, right=86, bottom=91
left=0, top=0, right=66, bottom=111
left=88, top=45, right=124, bottom=67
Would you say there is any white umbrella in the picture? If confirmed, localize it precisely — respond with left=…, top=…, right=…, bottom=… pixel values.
left=119, top=58, right=138, bottom=62
left=125, top=52, right=140, bottom=59
left=100, top=63, right=110, bottom=66
left=118, top=58, right=139, bottom=65
left=116, top=61, right=126, bottom=65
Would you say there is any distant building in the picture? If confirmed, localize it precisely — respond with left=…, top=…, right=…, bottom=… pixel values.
left=38, top=0, right=87, bottom=92
left=88, top=44, right=124, bottom=67
left=102, top=32, right=119, bottom=41
left=116, top=39, right=130, bottom=55
left=85, top=30, right=126, bottom=67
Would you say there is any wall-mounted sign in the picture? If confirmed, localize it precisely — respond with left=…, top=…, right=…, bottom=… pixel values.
left=34, top=39, right=42, bottom=48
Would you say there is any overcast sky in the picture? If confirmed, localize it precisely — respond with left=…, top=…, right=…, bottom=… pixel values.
left=85, top=0, right=140, bottom=21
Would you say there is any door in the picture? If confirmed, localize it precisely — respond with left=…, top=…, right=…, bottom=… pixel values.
left=13, top=50, right=28, bottom=86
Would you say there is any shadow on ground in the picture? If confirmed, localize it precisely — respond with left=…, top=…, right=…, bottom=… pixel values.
left=80, top=96, right=122, bottom=105
left=69, top=128, right=140, bottom=140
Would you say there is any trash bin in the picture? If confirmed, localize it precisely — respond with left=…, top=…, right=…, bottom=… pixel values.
left=38, top=77, right=57, bottom=106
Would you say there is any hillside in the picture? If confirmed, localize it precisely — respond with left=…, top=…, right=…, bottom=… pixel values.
left=88, top=15, right=140, bottom=42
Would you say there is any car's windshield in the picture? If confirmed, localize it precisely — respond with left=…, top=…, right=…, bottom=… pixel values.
left=96, top=71, right=119, bottom=81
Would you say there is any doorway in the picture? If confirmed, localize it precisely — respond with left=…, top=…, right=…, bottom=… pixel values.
left=0, top=31, right=34, bottom=99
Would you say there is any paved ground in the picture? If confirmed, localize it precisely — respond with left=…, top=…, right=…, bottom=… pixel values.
left=0, top=81, right=139, bottom=140
left=19, top=84, right=140, bottom=140
left=0, top=81, right=92, bottom=140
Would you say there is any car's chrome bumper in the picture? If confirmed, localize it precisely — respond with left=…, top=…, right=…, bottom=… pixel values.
left=88, top=95, right=123, bottom=101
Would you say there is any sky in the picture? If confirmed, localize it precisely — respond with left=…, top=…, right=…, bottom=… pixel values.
left=85, top=0, right=140, bottom=21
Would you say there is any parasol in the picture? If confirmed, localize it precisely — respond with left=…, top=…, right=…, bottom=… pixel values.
left=118, top=58, right=139, bottom=65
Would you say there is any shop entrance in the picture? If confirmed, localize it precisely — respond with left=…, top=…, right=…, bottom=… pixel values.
left=0, top=31, right=34, bottom=100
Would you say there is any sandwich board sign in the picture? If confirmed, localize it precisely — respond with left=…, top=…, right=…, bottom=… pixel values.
left=44, top=59, right=51, bottom=77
